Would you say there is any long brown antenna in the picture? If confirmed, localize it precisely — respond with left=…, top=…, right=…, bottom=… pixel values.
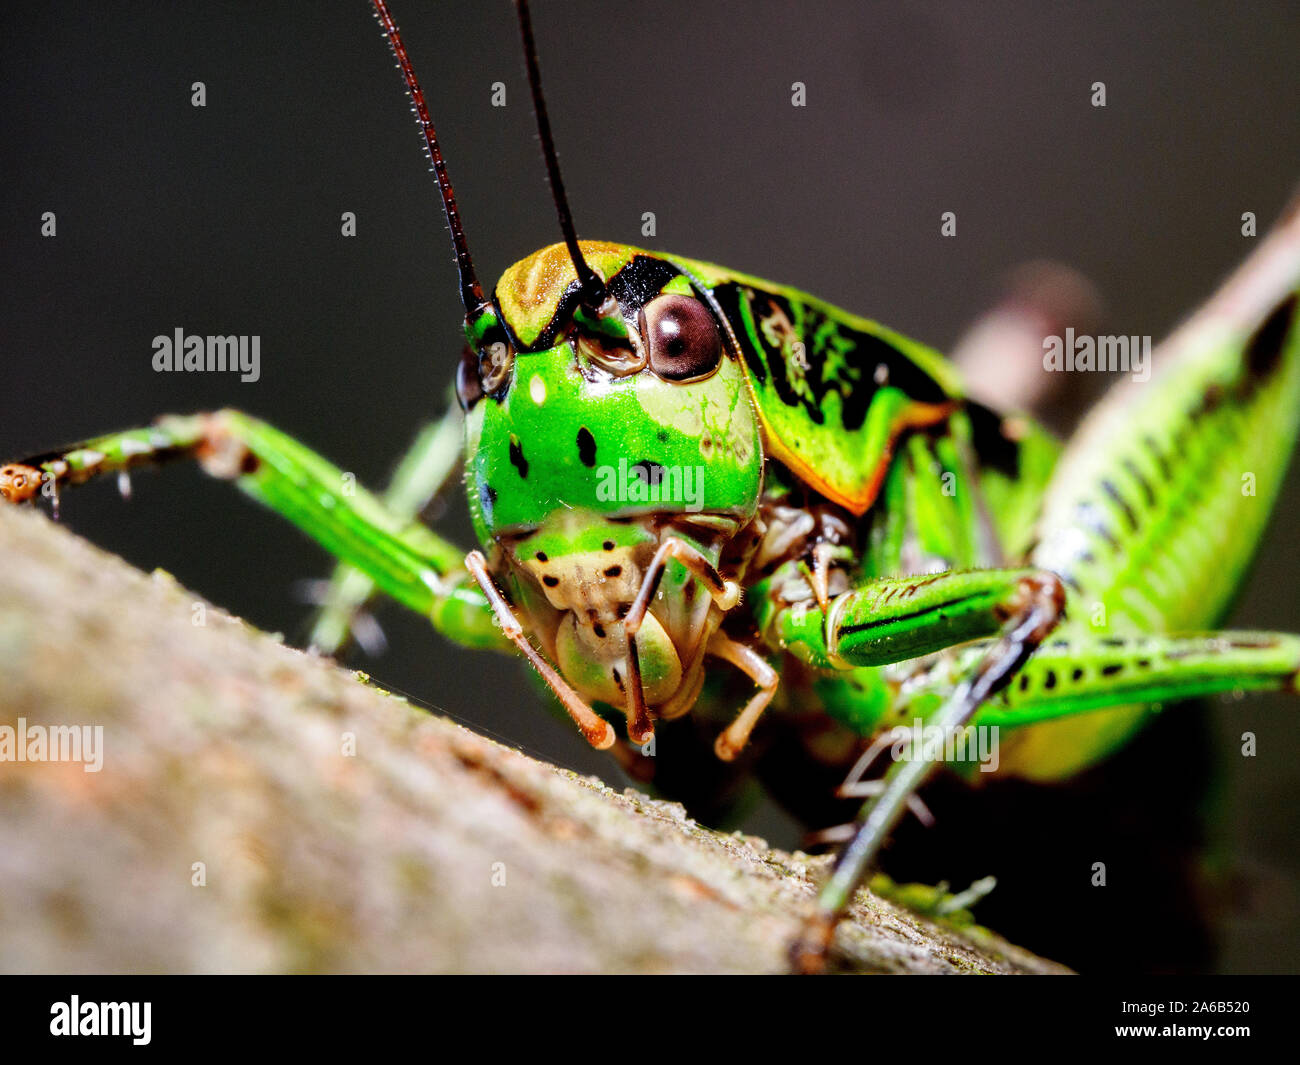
left=371, top=0, right=487, bottom=316
left=514, top=0, right=606, bottom=305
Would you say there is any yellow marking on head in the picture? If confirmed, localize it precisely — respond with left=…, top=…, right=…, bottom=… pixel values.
left=495, top=240, right=639, bottom=346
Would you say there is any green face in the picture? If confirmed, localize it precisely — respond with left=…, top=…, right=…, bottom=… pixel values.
left=454, top=243, right=766, bottom=717
left=459, top=245, right=764, bottom=546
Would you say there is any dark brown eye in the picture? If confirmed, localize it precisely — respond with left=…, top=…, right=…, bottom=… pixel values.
left=641, top=293, right=722, bottom=381
left=456, top=346, right=484, bottom=410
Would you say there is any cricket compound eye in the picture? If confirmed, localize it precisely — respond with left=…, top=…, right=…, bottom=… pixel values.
left=456, top=338, right=513, bottom=410
left=641, top=293, right=723, bottom=381
left=456, top=347, right=484, bottom=410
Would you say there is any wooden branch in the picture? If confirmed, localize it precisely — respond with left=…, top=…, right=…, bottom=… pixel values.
left=0, top=505, right=1065, bottom=974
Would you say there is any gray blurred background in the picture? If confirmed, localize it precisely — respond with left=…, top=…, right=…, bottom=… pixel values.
left=2, top=1, right=1297, bottom=972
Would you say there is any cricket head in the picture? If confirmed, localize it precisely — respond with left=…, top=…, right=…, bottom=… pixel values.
left=369, top=0, right=765, bottom=747
left=456, top=242, right=763, bottom=727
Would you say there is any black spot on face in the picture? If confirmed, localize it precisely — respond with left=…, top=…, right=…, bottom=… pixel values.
left=577, top=427, right=597, bottom=468
left=509, top=436, right=529, bottom=479
left=631, top=460, right=667, bottom=487
left=535, top=551, right=548, bottom=562
left=602, top=540, right=615, bottom=551
left=604, top=565, right=622, bottom=578
left=542, top=575, right=559, bottom=588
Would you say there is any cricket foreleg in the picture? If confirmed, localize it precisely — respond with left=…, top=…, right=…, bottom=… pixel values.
left=787, top=569, right=1066, bottom=973
left=762, top=565, right=1065, bottom=671
left=1, top=411, right=505, bottom=652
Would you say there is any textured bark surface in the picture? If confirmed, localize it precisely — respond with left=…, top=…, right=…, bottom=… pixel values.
left=0, top=505, right=1067, bottom=974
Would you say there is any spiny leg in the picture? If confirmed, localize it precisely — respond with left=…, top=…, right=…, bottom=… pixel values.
left=761, top=565, right=1062, bottom=671
left=1, top=411, right=505, bottom=652
left=772, top=568, right=1067, bottom=973
left=1007, top=207, right=1300, bottom=776
left=308, top=403, right=465, bottom=655
left=908, top=630, right=1300, bottom=732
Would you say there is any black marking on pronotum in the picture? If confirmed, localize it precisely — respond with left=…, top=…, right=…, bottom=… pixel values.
left=577, top=427, right=597, bottom=467
left=1245, top=294, right=1297, bottom=378
left=509, top=436, right=529, bottom=479
left=710, top=283, right=948, bottom=433
left=1101, top=663, right=1124, bottom=677
left=1100, top=478, right=1138, bottom=531
left=710, top=285, right=768, bottom=385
